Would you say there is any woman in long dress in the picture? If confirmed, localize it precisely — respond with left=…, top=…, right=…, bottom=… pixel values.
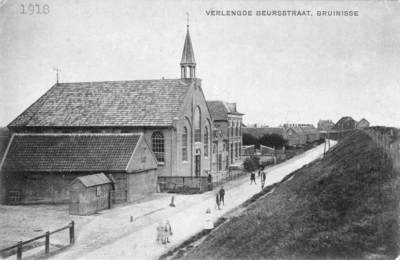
left=204, top=208, right=214, bottom=234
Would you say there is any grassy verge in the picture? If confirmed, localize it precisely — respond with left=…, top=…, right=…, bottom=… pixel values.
left=182, top=130, right=400, bottom=260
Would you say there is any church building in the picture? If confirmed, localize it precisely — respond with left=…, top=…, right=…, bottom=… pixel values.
left=0, top=25, right=213, bottom=204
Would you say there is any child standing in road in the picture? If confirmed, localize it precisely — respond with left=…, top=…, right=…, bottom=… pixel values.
left=164, top=220, right=172, bottom=243
left=250, top=172, right=257, bottom=185
left=219, top=186, right=225, bottom=205
left=204, top=208, right=214, bottom=234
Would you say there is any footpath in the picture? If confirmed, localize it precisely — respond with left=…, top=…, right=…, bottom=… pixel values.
left=55, top=141, right=336, bottom=260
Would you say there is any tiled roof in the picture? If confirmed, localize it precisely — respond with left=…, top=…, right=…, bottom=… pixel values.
left=73, top=173, right=111, bottom=188
left=242, top=127, right=285, bottom=138
left=9, top=79, right=191, bottom=127
left=207, top=101, right=243, bottom=121
left=207, top=101, right=228, bottom=120
left=289, top=126, right=308, bottom=137
left=1, top=134, right=140, bottom=172
left=300, top=126, right=318, bottom=135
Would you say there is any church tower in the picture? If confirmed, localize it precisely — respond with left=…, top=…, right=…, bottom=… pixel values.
left=180, top=25, right=196, bottom=79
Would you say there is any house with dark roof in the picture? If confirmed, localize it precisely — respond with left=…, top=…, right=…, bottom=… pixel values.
left=331, top=116, right=357, bottom=131
left=0, top=25, right=214, bottom=204
left=207, top=101, right=244, bottom=172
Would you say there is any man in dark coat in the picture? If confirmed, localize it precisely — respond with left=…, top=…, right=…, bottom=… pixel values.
left=250, top=172, right=257, bottom=185
left=219, top=186, right=225, bottom=205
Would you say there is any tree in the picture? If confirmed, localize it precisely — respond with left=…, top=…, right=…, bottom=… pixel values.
left=258, top=133, right=288, bottom=149
left=243, top=156, right=260, bottom=172
left=243, top=133, right=259, bottom=147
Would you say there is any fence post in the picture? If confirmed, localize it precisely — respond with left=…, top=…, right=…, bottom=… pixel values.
left=17, top=241, right=22, bottom=260
left=70, top=221, right=75, bottom=244
left=45, top=231, right=50, bottom=254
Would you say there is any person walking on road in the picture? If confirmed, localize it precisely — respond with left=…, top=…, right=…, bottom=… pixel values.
left=250, top=172, right=257, bottom=185
left=204, top=208, right=214, bottom=234
left=219, top=186, right=225, bottom=205
left=261, top=171, right=266, bottom=183
left=164, top=220, right=173, bottom=243
left=215, top=193, right=221, bottom=210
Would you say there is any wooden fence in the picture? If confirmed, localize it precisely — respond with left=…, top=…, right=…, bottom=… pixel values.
left=0, top=222, right=75, bottom=260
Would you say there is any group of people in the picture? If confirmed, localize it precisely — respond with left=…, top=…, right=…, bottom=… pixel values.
left=251, top=169, right=267, bottom=189
left=157, top=220, right=173, bottom=244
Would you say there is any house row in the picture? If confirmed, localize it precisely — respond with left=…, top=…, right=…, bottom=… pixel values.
left=0, top=25, right=243, bottom=205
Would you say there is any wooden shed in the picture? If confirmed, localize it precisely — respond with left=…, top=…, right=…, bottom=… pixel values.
left=69, top=173, right=111, bottom=215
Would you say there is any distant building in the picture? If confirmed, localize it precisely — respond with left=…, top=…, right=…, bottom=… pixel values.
left=206, top=101, right=244, bottom=171
left=284, top=124, right=319, bottom=146
left=331, top=116, right=357, bottom=131
left=356, top=118, right=370, bottom=129
left=317, top=120, right=334, bottom=131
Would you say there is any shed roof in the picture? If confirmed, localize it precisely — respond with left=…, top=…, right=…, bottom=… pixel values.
left=72, top=173, right=111, bottom=188
left=9, top=79, right=192, bottom=127
left=1, top=133, right=141, bottom=172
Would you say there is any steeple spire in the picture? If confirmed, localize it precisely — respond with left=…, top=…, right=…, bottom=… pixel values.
left=180, top=13, right=196, bottom=79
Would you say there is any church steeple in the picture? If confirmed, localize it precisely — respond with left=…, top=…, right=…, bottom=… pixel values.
left=180, top=24, right=196, bottom=79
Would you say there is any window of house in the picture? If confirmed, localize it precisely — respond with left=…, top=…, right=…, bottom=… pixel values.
left=204, top=126, right=209, bottom=157
left=289, top=129, right=293, bottom=135
left=195, top=107, right=201, bottom=142
left=152, top=131, right=164, bottom=163
left=231, top=123, right=234, bottom=137
left=236, top=124, right=238, bottom=136
left=182, top=127, right=187, bottom=161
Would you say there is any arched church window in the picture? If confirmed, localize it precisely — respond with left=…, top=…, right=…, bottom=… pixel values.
left=152, top=131, right=164, bottom=163
left=182, top=127, right=188, bottom=161
left=204, top=126, right=209, bottom=157
left=195, top=107, right=201, bottom=142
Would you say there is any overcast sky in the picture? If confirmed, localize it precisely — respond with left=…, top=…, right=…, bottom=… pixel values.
left=1, top=0, right=400, bottom=127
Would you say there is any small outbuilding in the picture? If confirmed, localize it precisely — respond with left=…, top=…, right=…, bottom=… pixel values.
left=69, top=173, right=111, bottom=215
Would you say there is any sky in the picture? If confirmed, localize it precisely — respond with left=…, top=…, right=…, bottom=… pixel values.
left=1, top=0, right=400, bottom=127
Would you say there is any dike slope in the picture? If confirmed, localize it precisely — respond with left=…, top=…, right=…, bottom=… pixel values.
left=182, top=130, right=400, bottom=260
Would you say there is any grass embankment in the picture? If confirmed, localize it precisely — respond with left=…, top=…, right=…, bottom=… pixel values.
left=182, top=130, right=400, bottom=260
